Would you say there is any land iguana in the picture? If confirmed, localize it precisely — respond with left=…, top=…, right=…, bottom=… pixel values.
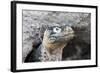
left=25, top=25, right=74, bottom=62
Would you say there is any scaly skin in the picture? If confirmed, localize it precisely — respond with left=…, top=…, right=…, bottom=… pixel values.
left=39, top=25, right=75, bottom=61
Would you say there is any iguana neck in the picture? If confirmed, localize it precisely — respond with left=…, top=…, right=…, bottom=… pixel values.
left=37, top=44, right=63, bottom=62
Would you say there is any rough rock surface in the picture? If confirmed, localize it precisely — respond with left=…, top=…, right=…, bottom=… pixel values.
left=22, top=10, right=91, bottom=62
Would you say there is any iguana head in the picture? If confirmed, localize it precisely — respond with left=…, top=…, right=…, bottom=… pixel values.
left=42, top=25, right=75, bottom=50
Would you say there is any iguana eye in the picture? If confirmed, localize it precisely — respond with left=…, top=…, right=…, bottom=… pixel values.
left=53, top=27, right=61, bottom=33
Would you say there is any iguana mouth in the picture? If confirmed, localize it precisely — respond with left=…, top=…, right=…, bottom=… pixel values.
left=49, top=37, right=56, bottom=40
left=48, top=37, right=57, bottom=43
